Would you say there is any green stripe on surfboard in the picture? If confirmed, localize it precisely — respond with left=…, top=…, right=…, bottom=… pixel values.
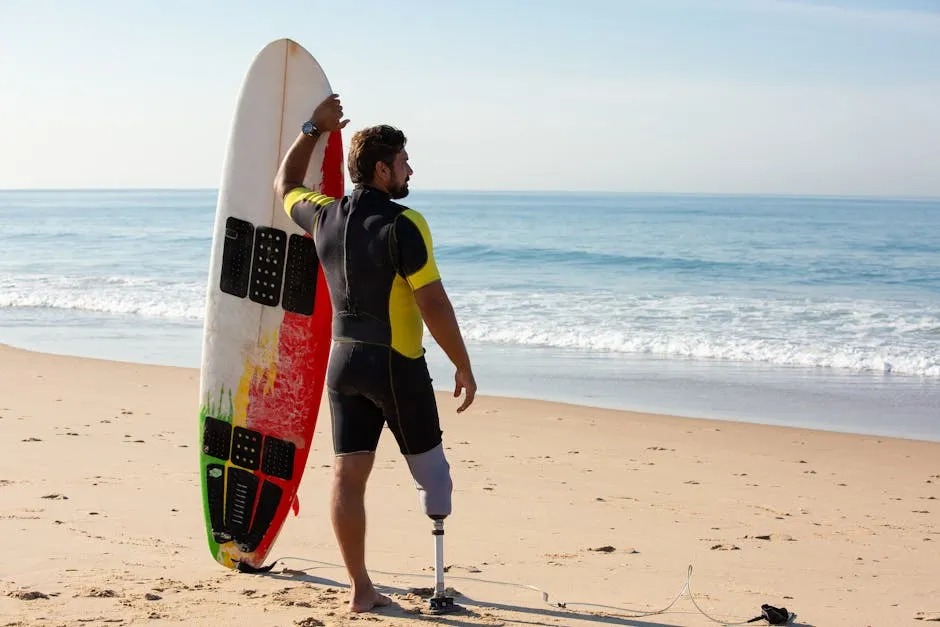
left=199, top=385, right=235, bottom=564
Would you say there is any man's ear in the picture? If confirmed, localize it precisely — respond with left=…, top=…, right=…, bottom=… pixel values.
left=374, top=161, right=389, bottom=182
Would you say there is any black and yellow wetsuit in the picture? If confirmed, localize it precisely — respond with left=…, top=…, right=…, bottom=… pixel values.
left=284, top=185, right=443, bottom=455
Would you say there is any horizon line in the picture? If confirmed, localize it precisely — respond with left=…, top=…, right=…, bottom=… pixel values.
left=0, top=186, right=938, bottom=203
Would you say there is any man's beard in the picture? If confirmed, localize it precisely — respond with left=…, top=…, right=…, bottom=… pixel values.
left=388, top=178, right=410, bottom=199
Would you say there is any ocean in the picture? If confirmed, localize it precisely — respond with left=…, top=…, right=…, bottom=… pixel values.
left=1, top=189, right=938, bottom=441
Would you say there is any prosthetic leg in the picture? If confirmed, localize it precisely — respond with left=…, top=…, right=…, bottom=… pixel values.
left=404, top=444, right=459, bottom=614
left=428, top=515, right=457, bottom=614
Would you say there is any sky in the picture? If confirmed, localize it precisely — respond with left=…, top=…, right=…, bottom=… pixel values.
left=1, top=0, right=938, bottom=197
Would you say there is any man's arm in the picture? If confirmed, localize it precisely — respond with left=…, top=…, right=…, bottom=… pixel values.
left=414, top=280, right=476, bottom=411
left=273, top=94, right=349, bottom=228
left=274, top=93, right=348, bottom=201
left=396, top=210, right=477, bottom=412
left=274, top=130, right=322, bottom=203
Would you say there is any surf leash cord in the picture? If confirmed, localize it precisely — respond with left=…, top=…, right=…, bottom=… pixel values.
left=250, top=557, right=795, bottom=625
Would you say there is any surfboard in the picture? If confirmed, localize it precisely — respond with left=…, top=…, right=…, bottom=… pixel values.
left=197, top=38, right=342, bottom=571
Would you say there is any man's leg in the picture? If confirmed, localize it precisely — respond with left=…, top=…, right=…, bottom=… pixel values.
left=325, top=343, right=393, bottom=612
left=330, top=452, right=391, bottom=612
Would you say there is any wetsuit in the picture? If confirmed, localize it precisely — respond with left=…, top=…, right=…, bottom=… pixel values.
left=283, top=185, right=443, bottom=456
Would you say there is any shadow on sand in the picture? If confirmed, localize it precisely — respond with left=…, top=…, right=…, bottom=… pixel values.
left=256, top=568, right=812, bottom=627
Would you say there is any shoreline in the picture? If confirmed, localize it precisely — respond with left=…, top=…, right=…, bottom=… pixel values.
left=3, top=339, right=938, bottom=445
left=2, top=340, right=936, bottom=446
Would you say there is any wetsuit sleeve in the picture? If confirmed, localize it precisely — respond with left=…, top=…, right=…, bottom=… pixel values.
left=283, top=186, right=336, bottom=235
left=395, top=209, right=441, bottom=290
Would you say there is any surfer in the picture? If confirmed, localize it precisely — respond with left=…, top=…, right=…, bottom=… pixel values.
left=274, top=94, right=477, bottom=613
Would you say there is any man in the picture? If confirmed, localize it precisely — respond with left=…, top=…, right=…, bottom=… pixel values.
left=273, top=94, right=477, bottom=613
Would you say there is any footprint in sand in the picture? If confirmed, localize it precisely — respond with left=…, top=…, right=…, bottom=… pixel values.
left=81, top=588, right=119, bottom=598
left=445, top=564, right=482, bottom=573
left=913, top=610, right=940, bottom=621
left=8, top=590, right=49, bottom=600
left=746, top=533, right=796, bottom=542
left=587, top=545, right=617, bottom=553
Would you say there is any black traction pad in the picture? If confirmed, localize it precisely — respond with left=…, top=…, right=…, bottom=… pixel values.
left=231, top=427, right=262, bottom=470
left=261, top=436, right=296, bottom=481
left=202, top=416, right=232, bottom=461
left=220, top=217, right=254, bottom=298
left=225, top=467, right=259, bottom=539
left=205, top=464, right=230, bottom=543
left=281, top=234, right=319, bottom=316
left=249, top=226, right=287, bottom=307
left=237, top=480, right=283, bottom=552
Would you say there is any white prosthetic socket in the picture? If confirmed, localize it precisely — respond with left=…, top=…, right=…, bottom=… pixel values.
left=404, top=443, right=453, bottom=519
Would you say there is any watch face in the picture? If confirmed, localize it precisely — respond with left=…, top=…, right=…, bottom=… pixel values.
left=302, top=121, right=314, bottom=134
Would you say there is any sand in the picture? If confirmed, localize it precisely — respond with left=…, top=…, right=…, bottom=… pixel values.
left=1, top=342, right=938, bottom=626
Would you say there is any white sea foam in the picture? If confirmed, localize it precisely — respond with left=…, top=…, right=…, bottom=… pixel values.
left=452, top=290, right=940, bottom=377
left=4, top=274, right=937, bottom=377
left=0, top=273, right=205, bottom=320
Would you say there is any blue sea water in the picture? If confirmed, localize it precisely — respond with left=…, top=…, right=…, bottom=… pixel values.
left=1, top=189, right=938, bottom=441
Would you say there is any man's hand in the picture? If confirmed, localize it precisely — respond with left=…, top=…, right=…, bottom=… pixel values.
left=454, top=367, right=476, bottom=413
left=311, top=94, right=349, bottom=133
left=275, top=94, right=349, bottom=200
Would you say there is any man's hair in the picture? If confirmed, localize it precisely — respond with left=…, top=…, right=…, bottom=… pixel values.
left=347, top=125, right=407, bottom=185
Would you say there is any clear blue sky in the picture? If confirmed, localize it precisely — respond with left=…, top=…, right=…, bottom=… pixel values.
left=1, top=0, right=938, bottom=196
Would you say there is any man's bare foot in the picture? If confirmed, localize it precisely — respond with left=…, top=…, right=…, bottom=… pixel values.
left=349, top=586, right=392, bottom=613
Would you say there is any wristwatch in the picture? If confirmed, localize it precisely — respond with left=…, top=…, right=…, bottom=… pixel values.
left=302, top=120, right=320, bottom=137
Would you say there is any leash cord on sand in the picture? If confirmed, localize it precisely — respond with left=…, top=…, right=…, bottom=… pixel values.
left=267, top=558, right=773, bottom=626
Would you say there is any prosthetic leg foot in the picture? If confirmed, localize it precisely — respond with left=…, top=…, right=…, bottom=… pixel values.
left=428, top=517, right=460, bottom=615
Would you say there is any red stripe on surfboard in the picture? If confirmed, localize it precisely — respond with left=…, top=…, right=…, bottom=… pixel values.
left=238, top=129, right=343, bottom=565
left=320, top=129, right=344, bottom=197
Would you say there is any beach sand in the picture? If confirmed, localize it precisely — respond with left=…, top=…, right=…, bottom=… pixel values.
left=1, top=343, right=938, bottom=626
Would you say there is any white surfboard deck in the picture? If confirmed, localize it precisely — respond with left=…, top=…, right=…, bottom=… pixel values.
left=197, top=38, right=342, bottom=570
